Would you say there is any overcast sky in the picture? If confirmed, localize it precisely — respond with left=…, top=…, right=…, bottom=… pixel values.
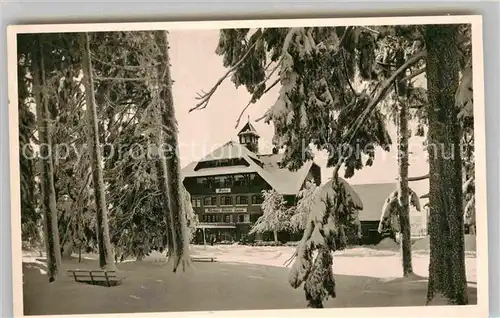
left=168, top=29, right=430, bottom=197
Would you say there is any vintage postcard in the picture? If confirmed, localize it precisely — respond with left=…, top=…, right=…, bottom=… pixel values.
left=7, top=15, right=488, bottom=318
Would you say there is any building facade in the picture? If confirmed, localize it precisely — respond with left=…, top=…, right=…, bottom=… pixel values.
left=181, top=122, right=321, bottom=244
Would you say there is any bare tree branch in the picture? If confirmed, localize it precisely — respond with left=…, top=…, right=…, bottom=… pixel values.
left=234, top=63, right=281, bottom=129
left=190, top=34, right=264, bottom=113
left=263, top=78, right=280, bottom=95
left=408, top=174, right=429, bottom=182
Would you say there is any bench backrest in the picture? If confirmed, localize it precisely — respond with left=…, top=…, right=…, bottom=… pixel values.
left=67, top=270, right=118, bottom=281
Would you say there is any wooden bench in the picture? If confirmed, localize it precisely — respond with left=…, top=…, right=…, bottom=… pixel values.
left=67, top=270, right=122, bottom=287
left=191, top=256, right=217, bottom=262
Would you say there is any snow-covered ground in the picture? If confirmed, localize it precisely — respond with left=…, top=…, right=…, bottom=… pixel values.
left=22, top=244, right=477, bottom=287
left=187, top=244, right=477, bottom=286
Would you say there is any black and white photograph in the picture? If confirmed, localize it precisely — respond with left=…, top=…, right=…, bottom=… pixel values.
left=7, top=16, right=488, bottom=318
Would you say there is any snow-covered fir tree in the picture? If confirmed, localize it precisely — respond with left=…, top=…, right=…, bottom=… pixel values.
left=377, top=188, right=421, bottom=239
left=289, top=181, right=321, bottom=232
left=249, top=189, right=290, bottom=244
left=289, top=169, right=363, bottom=307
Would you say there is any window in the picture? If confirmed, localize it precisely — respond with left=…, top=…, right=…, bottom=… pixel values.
left=220, top=196, right=233, bottom=206
left=224, top=215, right=231, bottom=223
left=251, top=194, right=264, bottom=205
left=201, top=178, right=210, bottom=188
left=244, top=214, right=250, bottom=223
left=213, top=176, right=225, bottom=188
left=232, top=214, right=238, bottom=223
left=209, top=215, right=215, bottom=223
left=202, top=215, right=209, bottom=222
left=238, top=215, right=244, bottom=223
left=203, top=196, right=217, bottom=206
left=224, top=176, right=233, bottom=188
left=203, top=197, right=211, bottom=206
left=191, top=197, right=202, bottom=208
left=215, top=214, right=222, bottom=223
left=236, top=195, right=248, bottom=205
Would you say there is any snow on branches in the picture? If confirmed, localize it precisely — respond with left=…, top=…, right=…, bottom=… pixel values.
left=181, top=185, right=199, bottom=243
left=456, top=65, right=473, bottom=120
left=249, top=189, right=290, bottom=243
left=377, top=188, right=421, bottom=235
left=289, top=181, right=322, bottom=232
left=463, top=176, right=475, bottom=227
left=288, top=176, right=362, bottom=308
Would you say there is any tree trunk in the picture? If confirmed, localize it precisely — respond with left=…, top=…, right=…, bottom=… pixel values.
left=80, top=32, right=116, bottom=271
left=155, top=30, right=191, bottom=272
left=424, top=25, right=468, bottom=305
left=395, top=48, right=413, bottom=276
left=32, top=37, right=63, bottom=282
left=273, top=230, right=279, bottom=244
left=397, top=105, right=413, bottom=276
left=156, top=158, right=176, bottom=260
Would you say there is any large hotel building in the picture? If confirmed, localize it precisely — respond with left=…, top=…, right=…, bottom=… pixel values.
left=181, top=121, right=428, bottom=244
left=181, top=121, right=321, bottom=243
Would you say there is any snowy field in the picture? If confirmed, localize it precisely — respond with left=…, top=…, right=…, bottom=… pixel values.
left=22, top=237, right=477, bottom=287
left=187, top=244, right=477, bottom=286
left=21, top=240, right=478, bottom=315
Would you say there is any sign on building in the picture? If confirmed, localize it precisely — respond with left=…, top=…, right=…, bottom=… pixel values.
left=204, top=207, right=247, bottom=213
left=215, top=188, right=231, bottom=193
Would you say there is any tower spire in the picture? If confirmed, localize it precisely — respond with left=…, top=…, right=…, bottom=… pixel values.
left=237, top=116, right=260, bottom=154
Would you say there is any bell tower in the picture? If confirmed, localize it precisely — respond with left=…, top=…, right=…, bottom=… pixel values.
left=238, top=117, right=260, bottom=154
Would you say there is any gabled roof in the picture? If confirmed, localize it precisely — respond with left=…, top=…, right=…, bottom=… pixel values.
left=237, top=121, right=259, bottom=137
left=180, top=141, right=317, bottom=195
left=350, top=182, right=424, bottom=222
left=198, top=141, right=261, bottom=163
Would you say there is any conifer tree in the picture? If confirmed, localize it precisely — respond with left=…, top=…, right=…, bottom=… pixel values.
left=29, top=35, right=63, bottom=280
left=249, top=189, right=289, bottom=243
left=80, top=32, right=116, bottom=270
left=289, top=181, right=321, bottom=232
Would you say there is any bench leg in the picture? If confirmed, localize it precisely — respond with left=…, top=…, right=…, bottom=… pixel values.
left=104, top=272, right=111, bottom=287
left=89, top=272, right=95, bottom=285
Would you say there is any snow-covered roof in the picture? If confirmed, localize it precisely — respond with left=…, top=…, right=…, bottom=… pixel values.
left=237, top=121, right=260, bottom=137
left=181, top=141, right=318, bottom=196
left=197, top=141, right=261, bottom=163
